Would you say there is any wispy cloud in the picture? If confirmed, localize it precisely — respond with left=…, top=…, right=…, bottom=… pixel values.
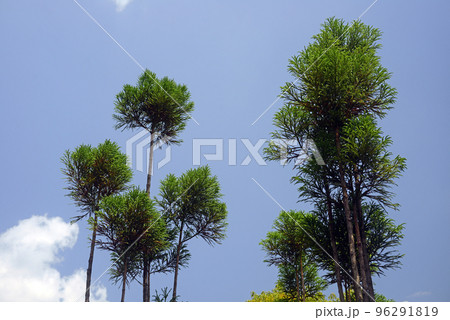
left=0, top=215, right=107, bottom=301
left=111, top=0, right=133, bottom=12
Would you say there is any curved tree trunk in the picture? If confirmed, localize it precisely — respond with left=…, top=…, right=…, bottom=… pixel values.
left=85, top=214, right=98, bottom=302
left=335, top=127, right=363, bottom=302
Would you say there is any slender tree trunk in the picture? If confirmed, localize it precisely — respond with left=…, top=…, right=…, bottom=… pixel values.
left=357, top=198, right=375, bottom=299
left=146, top=131, right=155, bottom=196
left=294, top=265, right=301, bottom=302
left=121, top=256, right=128, bottom=302
left=172, top=222, right=184, bottom=302
left=143, top=256, right=152, bottom=301
left=299, top=254, right=306, bottom=302
left=344, top=279, right=350, bottom=302
left=85, top=214, right=98, bottom=302
left=335, top=127, right=363, bottom=302
left=324, top=174, right=345, bottom=302
left=352, top=201, right=369, bottom=301
left=142, top=131, right=155, bottom=302
left=143, top=255, right=149, bottom=302
left=353, top=169, right=375, bottom=302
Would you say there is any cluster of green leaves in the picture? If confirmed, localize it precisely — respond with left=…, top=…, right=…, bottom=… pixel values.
left=248, top=284, right=338, bottom=302
left=283, top=17, right=397, bottom=128
left=159, top=166, right=227, bottom=245
left=304, top=202, right=404, bottom=283
left=158, top=166, right=228, bottom=301
left=61, top=140, right=133, bottom=221
left=114, top=69, right=194, bottom=145
left=93, top=187, right=169, bottom=301
left=341, top=115, right=407, bottom=209
left=260, top=211, right=327, bottom=301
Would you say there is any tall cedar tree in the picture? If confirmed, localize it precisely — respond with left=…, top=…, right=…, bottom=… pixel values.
left=61, top=140, right=132, bottom=301
left=260, top=210, right=325, bottom=301
left=263, top=105, right=347, bottom=301
left=113, top=70, right=194, bottom=301
left=266, top=17, right=399, bottom=301
left=158, top=166, right=228, bottom=301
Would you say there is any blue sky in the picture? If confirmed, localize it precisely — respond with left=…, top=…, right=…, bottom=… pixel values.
left=0, top=0, right=449, bottom=302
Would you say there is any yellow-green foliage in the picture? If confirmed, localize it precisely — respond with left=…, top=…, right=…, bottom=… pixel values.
left=248, top=285, right=292, bottom=302
left=248, top=285, right=339, bottom=302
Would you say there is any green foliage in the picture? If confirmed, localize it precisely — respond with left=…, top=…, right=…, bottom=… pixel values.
left=113, top=69, right=194, bottom=144
left=260, top=211, right=311, bottom=267
left=248, top=284, right=338, bottom=302
left=96, top=187, right=167, bottom=254
left=375, top=293, right=395, bottom=302
left=157, top=165, right=228, bottom=300
left=341, top=115, right=407, bottom=210
left=260, top=210, right=328, bottom=301
left=94, top=187, right=169, bottom=294
left=107, top=252, right=140, bottom=286
left=263, top=17, right=405, bottom=302
left=113, top=69, right=194, bottom=301
left=264, top=104, right=315, bottom=164
left=61, top=139, right=133, bottom=301
left=61, top=139, right=132, bottom=221
left=153, top=287, right=179, bottom=302
left=283, top=17, right=397, bottom=128
left=276, top=263, right=328, bottom=301
left=248, top=284, right=292, bottom=302
left=364, top=203, right=405, bottom=276
left=158, top=166, right=228, bottom=246
left=303, top=203, right=404, bottom=283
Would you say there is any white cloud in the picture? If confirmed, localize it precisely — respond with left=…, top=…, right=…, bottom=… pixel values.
left=111, top=0, right=133, bottom=12
left=0, top=215, right=107, bottom=302
left=60, top=269, right=107, bottom=302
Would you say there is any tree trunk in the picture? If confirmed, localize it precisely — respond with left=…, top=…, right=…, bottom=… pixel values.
left=143, top=255, right=149, bottom=302
left=335, top=127, right=363, bottom=302
left=121, top=257, right=128, bottom=302
left=352, top=201, right=369, bottom=301
left=344, top=278, right=350, bottom=302
left=146, top=131, right=155, bottom=196
left=85, top=214, right=98, bottom=302
left=357, top=198, right=375, bottom=299
left=172, top=222, right=184, bottom=302
left=294, top=265, right=301, bottom=302
left=299, top=254, right=306, bottom=302
left=324, top=174, right=345, bottom=302
left=147, top=261, right=151, bottom=301
left=352, top=167, right=373, bottom=301
left=142, top=131, right=155, bottom=302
